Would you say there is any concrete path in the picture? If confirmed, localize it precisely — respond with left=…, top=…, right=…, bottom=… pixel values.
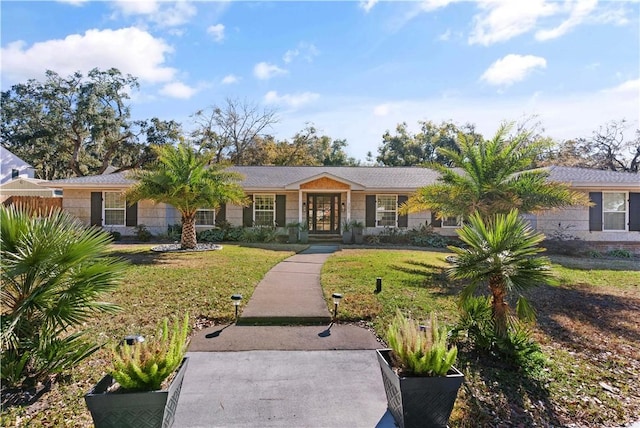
left=174, top=245, right=394, bottom=427
left=237, top=246, right=336, bottom=325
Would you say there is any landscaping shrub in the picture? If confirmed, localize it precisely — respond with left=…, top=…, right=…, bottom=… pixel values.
left=0, top=206, right=125, bottom=387
left=607, top=249, right=633, bottom=259
left=241, top=226, right=279, bottom=243
left=407, top=224, right=449, bottom=247
left=197, top=228, right=225, bottom=242
left=135, top=224, right=153, bottom=242
left=167, top=223, right=182, bottom=241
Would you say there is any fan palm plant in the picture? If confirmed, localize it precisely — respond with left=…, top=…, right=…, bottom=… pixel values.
left=0, top=205, right=125, bottom=386
left=403, top=122, right=589, bottom=219
left=447, top=209, right=553, bottom=338
left=126, top=141, right=246, bottom=249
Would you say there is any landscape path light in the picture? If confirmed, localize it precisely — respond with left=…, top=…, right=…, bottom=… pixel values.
left=332, top=293, right=343, bottom=320
left=123, top=335, right=145, bottom=346
left=231, top=294, right=243, bottom=320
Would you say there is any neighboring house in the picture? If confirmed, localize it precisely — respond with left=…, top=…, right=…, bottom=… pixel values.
left=48, top=165, right=639, bottom=242
left=0, top=146, right=35, bottom=184
left=0, top=177, right=62, bottom=203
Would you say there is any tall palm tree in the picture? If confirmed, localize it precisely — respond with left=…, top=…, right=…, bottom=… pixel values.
left=403, top=122, right=589, bottom=219
left=126, top=142, right=246, bottom=249
left=1, top=205, right=125, bottom=386
left=447, top=210, right=553, bottom=338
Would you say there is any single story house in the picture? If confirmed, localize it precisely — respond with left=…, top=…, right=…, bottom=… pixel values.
left=49, top=165, right=639, bottom=243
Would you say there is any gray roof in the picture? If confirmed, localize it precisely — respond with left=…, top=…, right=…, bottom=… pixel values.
left=50, top=172, right=135, bottom=186
left=543, top=166, right=640, bottom=188
left=48, top=165, right=639, bottom=191
left=229, top=166, right=440, bottom=190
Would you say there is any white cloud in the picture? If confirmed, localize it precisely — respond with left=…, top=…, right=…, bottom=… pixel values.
left=221, top=74, right=239, bottom=84
left=420, top=0, right=462, bottom=12
left=359, top=0, right=378, bottom=13
left=253, top=62, right=288, bottom=80
left=264, top=91, right=319, bottom=108
left=111, top=0, right=196, bottom=27
left=159, top=81, right=197, bottom=99
left=373, top=104, right=391, bottom=116
left=56, top=0, right=89, bottom=6
left=603, top=78, right=640, bottom=94
left=282, top=42, right=319, bottom=64
left=535, top=0, right=597, bottom=41
left=437, top=29, right=452, bottom=41
left=481, top=54, right=547, bottom=87
left=469, top=0, right=558, bottom=46
left=207, top=24, right=225, bottom=42
left=1, top=27, right=176, bottom=85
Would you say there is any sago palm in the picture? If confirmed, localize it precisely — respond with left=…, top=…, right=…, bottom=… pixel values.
left=1, top=205, right=125, bottom=386
left=126, top=142, right=246, bottom=249
left=447, top=209, right=553, bottom=338
left=403, top=122, right=589, bottom=219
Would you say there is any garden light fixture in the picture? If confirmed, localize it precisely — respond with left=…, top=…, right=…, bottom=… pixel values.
left=332, top=293, right=343, bottom=320
left=231, top=294, right=242, bottom=320
left=123, top=335, right=145, bottom=346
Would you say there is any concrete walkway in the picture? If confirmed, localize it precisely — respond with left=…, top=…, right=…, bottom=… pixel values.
left=174, top=245, right=394, bottom=427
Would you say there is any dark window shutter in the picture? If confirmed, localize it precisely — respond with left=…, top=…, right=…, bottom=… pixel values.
left=589, top=192, right=603, bottom=231
left=430, top=212, right=442, bottom=227
left=243, top=195, right=253, bottom=227
left=365, top=195, right=376, bottom=227
left=125, top=202, right=138, bottom=227
left=276, top=195, right=286, bottom=227
left=91, top=192, right=102, bottom=226
left=216, top=203, right=226, bottom=225
left=629, top=193, right=640, bottom=232
left=397, top=195, right=408, bottom=228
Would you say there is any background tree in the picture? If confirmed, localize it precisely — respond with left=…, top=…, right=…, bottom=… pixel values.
left=403, top=122, right=589, bottom=219
left=191, top=98, right=279, bottom=165
left=126, top=142, right=246, bottom=249
left=1, top=205, right=125, bottom=387
left=376, top=120, right=480, bottom=166
left=542, top=120, right=639, bottom=173
left=448, top=210, right=553, bottom=338
left=1, top=68, right=180, bottom=179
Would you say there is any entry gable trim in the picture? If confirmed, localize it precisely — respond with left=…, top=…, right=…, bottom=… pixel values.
left=284, top=172, right=365, bottom=190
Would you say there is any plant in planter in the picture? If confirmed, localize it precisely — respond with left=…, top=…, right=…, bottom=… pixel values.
left=298, top=221, right=309, bottom=244
left=286, top=221, right=301, bottom=243
left=341, top=220, right=353, bottom=244
left=350, top=220, right=364, bottom=244
left=85, top=313, right=191, bottom=428
left=377, top=310, right=463, bottom=428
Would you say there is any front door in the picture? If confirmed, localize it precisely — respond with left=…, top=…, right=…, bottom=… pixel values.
left=307, top=194, right=341, bottom=234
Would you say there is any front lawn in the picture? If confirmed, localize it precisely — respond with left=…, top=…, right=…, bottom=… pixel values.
left=0, top=243, right=302, bottom=427
left=322, top=248, right=640, bottom=427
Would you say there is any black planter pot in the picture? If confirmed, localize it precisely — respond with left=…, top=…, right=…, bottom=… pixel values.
left=85, top=357, right=189, bottom=428
left=376, top=349, right=463, bottom=428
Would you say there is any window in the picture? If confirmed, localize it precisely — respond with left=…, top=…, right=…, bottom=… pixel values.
left=376, top=195, right=397, bottom=227
left=442, top=216, right=462, bottom=228
left=254, top=194, right=275, bottom=226
left=196, top=208, right=216, bottom=226
left=603, top=192, right=626, bottom=231
left=104, top=192, right=126, bottom=226
left=11, top=169, right=19, bottom=179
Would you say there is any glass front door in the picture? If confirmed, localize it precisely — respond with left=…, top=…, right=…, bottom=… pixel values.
left=307, top=194, right=341, bottom=234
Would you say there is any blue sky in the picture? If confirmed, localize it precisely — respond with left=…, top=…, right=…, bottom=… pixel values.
left=1, top=0, right=638, bottom=161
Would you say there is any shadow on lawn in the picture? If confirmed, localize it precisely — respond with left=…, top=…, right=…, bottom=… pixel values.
left=528, top=284, right=640, bottom=348
left=458, top=346, right=563, bottom=427
left=389, top=260, right=462, bottom=295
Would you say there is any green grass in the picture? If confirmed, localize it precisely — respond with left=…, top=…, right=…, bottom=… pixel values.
left=321, top=249, right=640, bottom=427
left=2, top=245, right=639, bottom=427
left=0, top=243, right=302, bottom=427
left=321, top=248, right=460, bottom=334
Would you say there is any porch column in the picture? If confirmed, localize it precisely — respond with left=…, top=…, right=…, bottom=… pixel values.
left=346, top=190, right=351, bottom=222
left=299, top=189, right=304, bottom=223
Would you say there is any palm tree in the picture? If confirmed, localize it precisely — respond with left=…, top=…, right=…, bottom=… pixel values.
left=403, top=122, right=589, bottom=219
left=126, top=142, right=246, bottom=249
left=447, top=210, right=553, bottom=338
left=1, top=205, right=125, bottom=386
